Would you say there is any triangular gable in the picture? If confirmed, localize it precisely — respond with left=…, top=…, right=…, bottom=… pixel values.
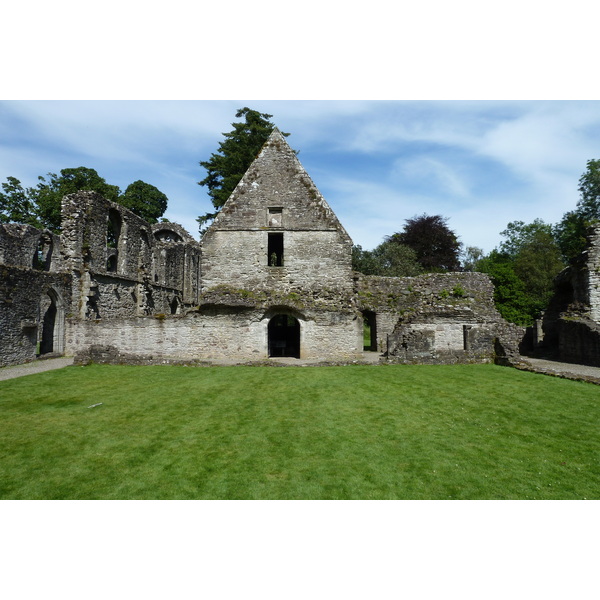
left=203, top=129, right=352, bottom=244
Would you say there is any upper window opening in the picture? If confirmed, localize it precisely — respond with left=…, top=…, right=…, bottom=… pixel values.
left=268, top=232, right=284, bottom=267
left=107, top=209, right=122, bottom=249
left=33, top=234, right=53, bottom=271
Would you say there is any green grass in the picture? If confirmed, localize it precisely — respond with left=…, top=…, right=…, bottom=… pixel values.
left=1, top=363, right=599, bottom=499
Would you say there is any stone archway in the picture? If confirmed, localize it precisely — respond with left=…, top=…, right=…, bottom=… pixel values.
left=39, top=288, right=65, bottom=356
left=268, top=314, right=300, bottom=358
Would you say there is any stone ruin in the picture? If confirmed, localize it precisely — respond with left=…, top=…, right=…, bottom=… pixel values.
left=0, top=129, right=545, bottom=368
left=538, top=227, right=600, bottom=366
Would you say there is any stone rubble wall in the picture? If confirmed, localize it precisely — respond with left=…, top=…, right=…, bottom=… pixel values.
left=587, top=227, right=600, bottom=322
left=542, top=225, right=600, bottom=364
left=61, top=191, right=201, bottom=296
left=0, top=224, right=62, bottom=271
left=356, top=271, right=524, bottom=363
left=0, top=266, right=72, bottom=367
left=556, top=317, right=600, bottom=367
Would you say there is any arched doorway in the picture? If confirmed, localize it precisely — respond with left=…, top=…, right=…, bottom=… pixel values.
left=268, top=314, right=300, bottom=358
left=39, top=288, right=64, bottom=356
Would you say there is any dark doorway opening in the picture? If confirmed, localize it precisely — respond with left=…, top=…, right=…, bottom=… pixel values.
left=268, top=314, right=300, bottom=358
left=362, top=311, right=377, bottom=351
left=268, top=232, right=284, bottom=266
left=40, top=292, right=57, bottom=355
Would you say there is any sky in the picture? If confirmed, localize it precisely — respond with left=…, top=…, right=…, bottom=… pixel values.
left=1, top=99, right=599, bottom=254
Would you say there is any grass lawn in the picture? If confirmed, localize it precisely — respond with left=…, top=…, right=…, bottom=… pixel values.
left=0, top=363, right=599, bottom=499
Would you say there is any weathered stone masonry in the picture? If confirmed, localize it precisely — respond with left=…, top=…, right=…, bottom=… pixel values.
left=541, top=226, right=600, bottom=367
left=2, top=129, right=530, bottom=367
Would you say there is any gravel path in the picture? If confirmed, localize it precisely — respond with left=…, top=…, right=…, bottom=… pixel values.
left=0, top=357, right=75, bottom=381
left=518, top=357, right=600, bottom=385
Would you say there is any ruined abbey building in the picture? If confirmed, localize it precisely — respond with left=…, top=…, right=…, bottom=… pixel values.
left=2, top=129, right=547, bottom=368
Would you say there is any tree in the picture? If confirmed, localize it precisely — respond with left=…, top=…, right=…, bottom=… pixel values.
left=553, top=210, right=587, bottom=263
left=0, top=167, right=169, bottom=232
left=554, top=159, right=600, bottom=262
left=476, top=251, right=533, bottom=325
left=35, top=167, right=121, bottom=231
left=120, top=180, right=168, bottom=223
left=576, top=158, right=600, bottom=219
left=389, top=214, right=462, bottom=272
left=352, top=240, right=422, bottom=277
left=0, top=177, right=39, bottom=227
left=197, top=107, right=290, bottom=233
left=461, top=246, right=484, bottom=272
left=475, top=219, right=565, bottom=326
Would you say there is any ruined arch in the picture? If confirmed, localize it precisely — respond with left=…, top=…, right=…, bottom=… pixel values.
left=154, top=228, right=183, bottom=243
left=39, top=287, right=65, bottom=355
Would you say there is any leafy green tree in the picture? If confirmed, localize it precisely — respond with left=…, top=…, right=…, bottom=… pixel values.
left=120, top=180, right=168, bottom=223
left=553, top=210, right=588, bottom=263
left=389, top=214, right=462, bottom=272
left=461, top=246, right=484, bottom=272
left=475, top=219, right=565, bottom=326
left=197, top=107, right=290, bottom=233
left=0, top=177, right=39, bottom=227
left=35, top=167, right=121, bottom=231
left=499, top=219, right=553, bottom=256
left=0, top=167, right=169, bottom=232
left=352, top=240, right=422, bottom=277
left=476, top=251, right=533, bottom=325
left=554, top=159, right=600, bottom=262
left=576, top=158, right=600, bottom=219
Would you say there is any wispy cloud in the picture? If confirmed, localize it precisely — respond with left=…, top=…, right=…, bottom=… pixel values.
left=1, top=100, right=598, bottom=252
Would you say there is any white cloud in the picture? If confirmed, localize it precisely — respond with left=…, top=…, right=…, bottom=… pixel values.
left=392, top=156, right=471, bottom=199
left=2, top=100, right=600, bottom=254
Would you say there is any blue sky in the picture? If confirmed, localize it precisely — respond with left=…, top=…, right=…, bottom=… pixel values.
left=1, top=100, right=598, bottom=254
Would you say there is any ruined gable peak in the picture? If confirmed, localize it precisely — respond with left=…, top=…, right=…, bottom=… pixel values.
left=206, top=128, right=352, bottom=244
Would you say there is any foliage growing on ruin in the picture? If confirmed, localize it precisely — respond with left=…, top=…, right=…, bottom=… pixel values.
left=197, top=107, right=291, bottom=234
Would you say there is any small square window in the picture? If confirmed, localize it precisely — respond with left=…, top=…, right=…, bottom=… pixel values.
left=268, top=207, right=283, bottom=227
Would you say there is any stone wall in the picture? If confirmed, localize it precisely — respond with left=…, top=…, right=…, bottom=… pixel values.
left=67, top=306, right=362, bottom=363
left=201, top=129, right=353, bottom=295
left=0, top=130, right=529, bottom=369
left=61, top=191, right=201, bottom=320
left=0, top=224, right=61, bottom=272
left=0, top=265, right=72, bottom=367
left=202, top=230, right=353, bottom=293
left=556, top=317, right=600, bottom=367
left=541, top=225, right=600, bottom=365
left=587, top=228, right=600, bottom=322
left=356, top=271, right=524, bottom=363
